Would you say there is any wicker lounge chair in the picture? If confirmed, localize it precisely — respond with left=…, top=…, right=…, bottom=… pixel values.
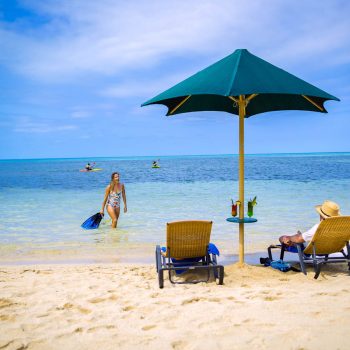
left=267, top=216, right=350, bottom=279
left=155, top=220, right=224, bottom=288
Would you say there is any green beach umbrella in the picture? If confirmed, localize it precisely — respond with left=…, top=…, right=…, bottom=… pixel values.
left=141, top=49, right=339, bottom=264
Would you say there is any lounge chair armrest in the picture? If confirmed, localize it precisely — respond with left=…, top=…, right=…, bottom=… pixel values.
left=267, top=244, right=288, bottom=260
left=268, top=244, right=282, bottom=249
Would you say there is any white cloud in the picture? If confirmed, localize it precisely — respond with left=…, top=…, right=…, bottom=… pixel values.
left=1, top=0, right=348, bottom=83
left=2, top=0, right=247, bottom=79
left=71, top=110, right=91, bottom=119
left=100, top=70, right=197, bottom=98
left=13, top=116, right=77, bottom=133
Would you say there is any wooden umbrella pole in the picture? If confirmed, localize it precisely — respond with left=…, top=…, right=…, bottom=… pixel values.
left=238, top=95, right=246, bottom=265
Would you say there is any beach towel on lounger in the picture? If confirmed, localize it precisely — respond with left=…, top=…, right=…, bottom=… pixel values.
left=161, top=243, right=220, bottom=275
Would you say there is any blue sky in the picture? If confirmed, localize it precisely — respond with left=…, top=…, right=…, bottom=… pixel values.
left=0, top=0, right=349, bottom=159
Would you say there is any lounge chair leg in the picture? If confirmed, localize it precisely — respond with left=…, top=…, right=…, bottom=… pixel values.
left=155, top=247, right=159, bottom=272
left=167, top=265, right=171, bottom=284
left=158, top=269, right=164, bottom=288
left=155, top=245, right=162, bottom=273
left=314, top=263, right=321, bottom=279
left=212, top=255, right=219, bottom=279
left=218, top=266, right=224, bottom=285
left=297, top=244, right=307, bottom=275
left=280, top=244, right=285, bottom=260
left=267, top=246, right=273, bottom=260
left=214, top=266, right=224, bottom=285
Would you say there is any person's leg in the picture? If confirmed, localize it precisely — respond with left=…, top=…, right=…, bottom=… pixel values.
left=114, top=207, right=120, bottom=228
left=107, top=205, right=117, bottom=228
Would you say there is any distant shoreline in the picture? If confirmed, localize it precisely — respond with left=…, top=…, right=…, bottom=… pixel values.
left=1, top=151, right=350, bottom=162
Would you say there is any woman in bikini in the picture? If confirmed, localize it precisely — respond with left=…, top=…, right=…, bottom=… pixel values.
left=100, top=172, right=127, bottom=228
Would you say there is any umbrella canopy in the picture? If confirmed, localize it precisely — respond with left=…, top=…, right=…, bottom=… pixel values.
left=142, top=49, right=339, bottom=115
left=141, top=49, right=339, bottom=264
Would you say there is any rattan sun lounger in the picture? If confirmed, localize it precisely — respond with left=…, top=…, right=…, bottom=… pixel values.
left=267, top=216, right=350, bottom=279
left=155, top=220, right=224, bottom=288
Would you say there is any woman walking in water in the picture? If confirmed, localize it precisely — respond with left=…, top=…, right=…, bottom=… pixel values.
left=101, top=172, right=127, bottom=228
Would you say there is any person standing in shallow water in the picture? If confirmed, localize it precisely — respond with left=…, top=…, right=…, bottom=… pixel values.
left=100, top=172, right=127, bottom=228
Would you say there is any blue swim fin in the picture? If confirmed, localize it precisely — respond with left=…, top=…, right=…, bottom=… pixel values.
left=81, top=213, right=103, bottom=230
left=270, top=259, right=292, bottom=272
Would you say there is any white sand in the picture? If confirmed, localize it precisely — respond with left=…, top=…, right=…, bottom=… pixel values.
left=1, top=262, right=350, bottom=350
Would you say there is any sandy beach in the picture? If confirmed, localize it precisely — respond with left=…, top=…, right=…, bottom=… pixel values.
left=1, top=261, right=350, bottom=350
left=2, top=0, right=350, bottom=349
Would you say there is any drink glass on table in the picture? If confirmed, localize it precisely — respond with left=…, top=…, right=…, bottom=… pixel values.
left=231, top=203, right=237, bottom=217
left=247, top=201, right=253, bottom=217
left=247, top=196, right=257, bottom=218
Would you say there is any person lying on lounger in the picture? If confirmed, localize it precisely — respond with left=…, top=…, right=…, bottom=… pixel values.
left=279, top=200, right=341, bottom=246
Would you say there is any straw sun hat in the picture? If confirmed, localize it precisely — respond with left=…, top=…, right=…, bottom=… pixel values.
left=315, top=200, right=341, bottom=219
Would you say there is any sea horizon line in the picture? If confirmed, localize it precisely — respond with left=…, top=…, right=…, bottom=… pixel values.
left=1, top=151, right=350, bottom=162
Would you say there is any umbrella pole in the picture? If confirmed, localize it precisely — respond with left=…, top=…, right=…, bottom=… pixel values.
left=238, top=95, right=246, bottom=265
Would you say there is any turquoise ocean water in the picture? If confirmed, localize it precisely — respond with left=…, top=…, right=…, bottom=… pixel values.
left=0, top=153, right=350, bottom=261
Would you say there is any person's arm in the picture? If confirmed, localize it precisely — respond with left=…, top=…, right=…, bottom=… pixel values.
left=279, top=231, right=305, bottom=246
left=100, top=185, right=110, bottom=215
left=122, top=184, right=127, bottom=213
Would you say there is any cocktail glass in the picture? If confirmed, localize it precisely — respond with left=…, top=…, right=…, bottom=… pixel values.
left=231, top=203, right=237, bottom=217
left=247, top=201, right=254, bottom=217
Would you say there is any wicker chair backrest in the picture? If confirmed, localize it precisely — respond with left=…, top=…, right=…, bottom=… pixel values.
left=304, top=216, right=350, bottom=255
left=166, top=220, right=212, bottom=259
